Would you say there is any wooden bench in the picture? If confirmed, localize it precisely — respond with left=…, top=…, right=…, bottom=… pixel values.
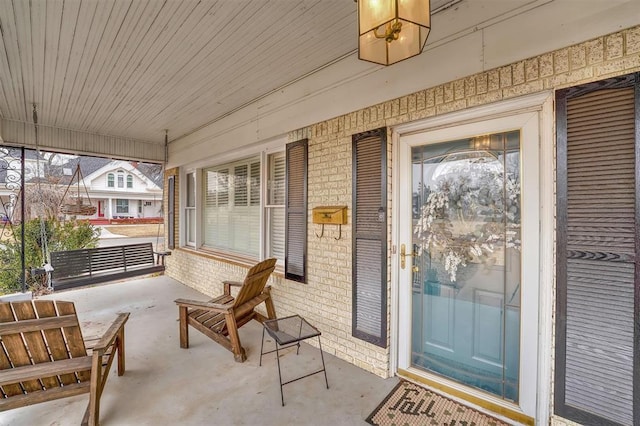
left=50, top=243, right=165, bottom=290
left=0, top=300, right=129, bottom=426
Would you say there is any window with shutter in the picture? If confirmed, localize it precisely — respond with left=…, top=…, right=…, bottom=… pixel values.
left=555, top=73, right=639, bottom=426
left=184, top=149, right=287, bottom=262
left=285, top=139, right=308, bottom=283
left=267, top=152, right=286, bottom=261
left=352, top=127, right=387, bottom=347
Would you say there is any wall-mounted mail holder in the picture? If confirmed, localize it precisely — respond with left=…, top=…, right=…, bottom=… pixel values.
left=312, top=206, right=347, bottom=240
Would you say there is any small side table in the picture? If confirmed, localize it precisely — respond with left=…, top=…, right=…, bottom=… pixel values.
left=154, top=250, right=171, bottom=266
left=260, top=315, right=329, bottom=406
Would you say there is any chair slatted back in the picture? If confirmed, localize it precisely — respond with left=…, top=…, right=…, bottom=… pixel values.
left=0, top=300, right=90, bottom=397
left=232, top=258, right=277, bottom=308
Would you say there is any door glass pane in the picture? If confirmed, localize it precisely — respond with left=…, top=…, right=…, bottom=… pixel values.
left=411, top=130, right=521, bottom=401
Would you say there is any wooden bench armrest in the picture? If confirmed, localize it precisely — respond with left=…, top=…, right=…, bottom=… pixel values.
left=92, top=313, right=130, bottom=354
left=174, top=298, right=232, bottom=312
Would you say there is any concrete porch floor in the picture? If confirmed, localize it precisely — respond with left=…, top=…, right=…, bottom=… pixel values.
left=2, top=276, right=399, bottom=426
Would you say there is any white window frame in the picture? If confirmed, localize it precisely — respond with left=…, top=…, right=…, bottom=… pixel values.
left=202, top=156, right=261, bottom=257
left=185, top=172, right=197, bottom=247
left=181, top=137, right=287, bottom=264
left=107, top=173, right=114, bottom=187
left=115, top=199, right=129, bottom=214
left=117, top=170, right=124, bottom=188
left=264, top=151, right=285, bottom=265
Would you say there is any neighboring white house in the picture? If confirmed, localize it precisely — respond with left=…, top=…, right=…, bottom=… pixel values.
left=58, top=157, right=163, bottom=221
left=1, top=152, right=163, bottom=221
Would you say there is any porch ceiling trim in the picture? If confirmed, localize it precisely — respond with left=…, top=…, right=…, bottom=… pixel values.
left=0, top=118, right=164, bottom=163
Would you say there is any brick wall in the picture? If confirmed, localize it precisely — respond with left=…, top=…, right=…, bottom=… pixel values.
left=166, top=25, right=640, bottom=390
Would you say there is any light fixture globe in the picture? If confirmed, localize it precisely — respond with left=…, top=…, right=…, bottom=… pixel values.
left=358, top=0, right=431, bottom=66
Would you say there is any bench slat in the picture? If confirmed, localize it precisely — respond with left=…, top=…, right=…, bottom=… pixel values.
left=10, top=303, right=60, bottom=390
left=0, top=381, right=90, bottom=411
left=33, top=301, right=77, bottom=385
left=54, top=302, right=91, bottom=382
left=0, top=303, right=41, bottom=394
left=0, top=315, right=78, bottom=335
left=0, top=356, right=92, bottom=387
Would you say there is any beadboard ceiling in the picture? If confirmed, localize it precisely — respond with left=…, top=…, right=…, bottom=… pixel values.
left=0, top=0, right=455, bottom=150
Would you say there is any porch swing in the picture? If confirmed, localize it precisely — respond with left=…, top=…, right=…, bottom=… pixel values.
left=45, top=127, right=167, bottom=290
left=59, top=164, right=97, bottom=216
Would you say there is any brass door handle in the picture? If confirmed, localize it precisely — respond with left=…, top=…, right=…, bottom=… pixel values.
left=400, top=244, right=415, bottom=269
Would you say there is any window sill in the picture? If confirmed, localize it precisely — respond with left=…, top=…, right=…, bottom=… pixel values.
left=174, top=246, right=284, bottom=278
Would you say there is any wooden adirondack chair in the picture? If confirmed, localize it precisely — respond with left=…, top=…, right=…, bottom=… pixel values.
left=0, top=300, right=129, bottom=426
left=175, top=258, right=277, bottom=362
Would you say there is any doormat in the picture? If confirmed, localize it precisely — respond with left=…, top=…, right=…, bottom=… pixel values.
left=366, top=380, right=511, bottom=426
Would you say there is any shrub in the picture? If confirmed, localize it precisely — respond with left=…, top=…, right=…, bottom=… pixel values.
left=0, top=218, right=100, bottom=295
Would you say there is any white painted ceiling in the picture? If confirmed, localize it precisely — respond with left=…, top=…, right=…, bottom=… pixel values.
left=0, top=0, right=455, bottom=147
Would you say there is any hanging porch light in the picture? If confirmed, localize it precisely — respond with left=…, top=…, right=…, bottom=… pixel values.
left=358, top=0, right=431, bottom=66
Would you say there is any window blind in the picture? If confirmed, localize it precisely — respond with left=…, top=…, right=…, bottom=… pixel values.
left=267, top=153, right=286, bottom=261
left=202, top=158, right=260, bottom=257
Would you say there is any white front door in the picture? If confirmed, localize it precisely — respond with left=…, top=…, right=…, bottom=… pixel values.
left=395, top=108, right=543, bottom=420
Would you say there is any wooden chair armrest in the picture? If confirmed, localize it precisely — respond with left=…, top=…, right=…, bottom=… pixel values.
left=92, top=313, right=130, bottom=354
left=174, top=298, right=232, bottom=312
left=223, top=280, right=243, bottom=295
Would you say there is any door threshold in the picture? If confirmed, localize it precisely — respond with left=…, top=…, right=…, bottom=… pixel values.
left=398, top=368, right=534, bottom=426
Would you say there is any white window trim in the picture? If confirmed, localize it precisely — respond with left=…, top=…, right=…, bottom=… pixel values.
left=180, top=136, right=288, bottom=264
left=115, top=198, right=129, bottom=214
left=263, top=150, right=286, bottom=266
left=184, top=172, right=197, bottom=247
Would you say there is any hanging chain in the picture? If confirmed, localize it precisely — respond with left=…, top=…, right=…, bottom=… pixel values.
left=33, top=104, right=53, bottom=288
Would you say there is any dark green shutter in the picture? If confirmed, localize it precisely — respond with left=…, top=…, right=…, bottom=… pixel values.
left=555, top=73, right=639, bottom=426
left=285, top=139, right=308, bottom=283
left=352, top=127, right=387, bottom=347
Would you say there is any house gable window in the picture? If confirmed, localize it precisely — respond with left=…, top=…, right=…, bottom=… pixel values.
left=117, top=170, right=124, bottom=188
left=107, top=173, right=114, bottom=187
left=127, top=175, right=133, bottom=188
